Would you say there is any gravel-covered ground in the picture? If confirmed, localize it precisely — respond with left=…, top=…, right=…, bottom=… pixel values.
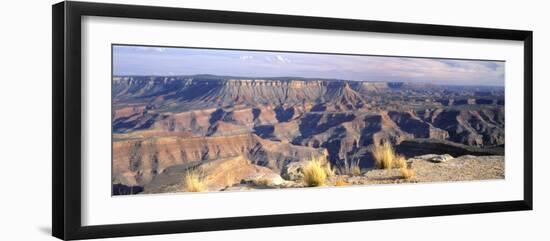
left=147, top=154, right=505, bottom=193
left=301, top=154, right=503, bottom=187
left=349, top=155, right=505, bottom=185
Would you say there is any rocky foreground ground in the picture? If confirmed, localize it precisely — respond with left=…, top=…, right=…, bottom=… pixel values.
left=141, top=154, right=504, bottom=194
left=353, top=154, right=504, bottom=185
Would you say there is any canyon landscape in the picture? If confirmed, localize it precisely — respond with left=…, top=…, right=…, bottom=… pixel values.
left=111, top=46, right=505, bottom=195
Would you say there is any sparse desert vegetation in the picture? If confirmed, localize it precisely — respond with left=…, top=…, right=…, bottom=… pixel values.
left=183, top=169, right=206, bottom=192
left=372, top=141, right=399, bottom=169
left=301, top=157, right=330, bottom=187
left=351, top=165, right=361, bottom=176
left=334, top=176, right=348, bottom=186
left=338, top=157, right=362, bottom=176
left=400, top=167, right=415, bottom=180
left=396, top=155, right=407, bottom=169
left=372, top=142, right=415, bottom=180
left=133, top=153, right=503, bottom=194
left=324, top=161, right=336, bottom=177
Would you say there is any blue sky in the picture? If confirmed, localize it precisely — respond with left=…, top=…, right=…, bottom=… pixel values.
left=113, top=45, right=505, bottom=86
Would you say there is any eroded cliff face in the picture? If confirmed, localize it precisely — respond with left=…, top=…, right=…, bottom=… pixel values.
left=112, top=133, right=326, bottom=186
left=417, top=108, right=505, bottom=146
left=113, top=76, right=368, bottom=111
left=111, top=75, right=505, bottom=190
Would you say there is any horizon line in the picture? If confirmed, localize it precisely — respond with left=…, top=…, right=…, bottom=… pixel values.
left=112, top=74, right=505, bottom=87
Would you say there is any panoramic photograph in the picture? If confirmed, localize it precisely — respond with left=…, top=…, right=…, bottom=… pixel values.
left=111, top=45, right=505, bottom=195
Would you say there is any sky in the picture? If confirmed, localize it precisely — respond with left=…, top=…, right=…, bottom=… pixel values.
left=113, top=45, right=505, bottom=86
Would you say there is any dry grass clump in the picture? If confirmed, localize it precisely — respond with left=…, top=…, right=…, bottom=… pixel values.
left=183, top=169, right=206, bottom=192
left=334, top=177, right=348, bottom=186
left=351, top=163, right=361, bottom=176
left=400, top=167, right=415, bottom=180
left=302, top=157, right=330, bottom=187
left=322, top=157, right=336, bottom=177
left=371, top=142, right=415, bottom=179
left=372, top=141, right=400, bottom=169
left=324, top=165, right=336, bottom=177
left=396, top=155, right=407, bottom=169
left=337, top=157, right=362, bottom=176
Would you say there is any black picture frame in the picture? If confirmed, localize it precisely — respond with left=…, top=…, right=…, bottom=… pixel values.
left=52, top=1, right=533, bottom=240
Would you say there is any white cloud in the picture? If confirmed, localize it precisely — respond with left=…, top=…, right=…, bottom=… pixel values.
left=114, top=46, right=504, bottom=85
left=262, top=55, right=292, bottom=63
left=135, top=46, right=165, bottom=53
left=276, top=55, right=291, bottom=63
left=239, top=55, right=253, bottom=60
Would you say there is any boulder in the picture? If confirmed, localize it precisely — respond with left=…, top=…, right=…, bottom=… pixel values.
left=241, top=172, right=285, bottom=186
left=281, top=161, right=306, bottom=181
left=410, top=154, right=454, bottom=163
left=142, top=155, right=278, bottom=193
left=430, top=154, right=454, bottom=163
left=221, top=185, right=256, bottom=192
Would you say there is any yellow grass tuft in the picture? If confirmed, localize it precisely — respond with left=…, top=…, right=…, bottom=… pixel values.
left=324, top=162, right=336, bottom=177
left=396, top=155, right=408, bottom=169
left=183, top=169, right=206, bottom=192
left=337, top=157, right=362, bottom=176
left=351, top=163, right=361, bottom=176
left=401, top=167, right=415, bottom=180
left=302, top=157, right=329, bottom=187
left=372, top=141, right=399, bottom=169
left=334, top=177, right=348, bottom=186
